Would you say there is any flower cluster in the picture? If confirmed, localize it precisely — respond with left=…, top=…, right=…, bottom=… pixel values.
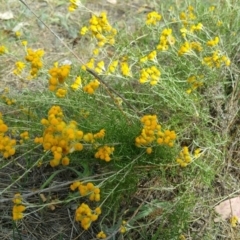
left=48, top=63, right=71, bottom=92
left=120, top=60, right=131, bottom=77
left=139, top=66, right=161, bottom=85
left=80, top=12, right=117, bottom=47
left=146, top=11, right=162, bottom=25
left=71, top=76, right=82, bottom=91
left=97, top=231, right=107, bottom=239
left=135, top=115, right=176, bottom=153
left=157, top=28, right=176, bottom=51
left=75, top=203, right=102, bottom=230
left=82, top=58, right=106, bottom=74
left=68, top=0, right=80, bottom=11
left=34, top=106, right=84, bottom=167
left=107, top=60, right=119, bottom=74
left=82, top=129, right=105, bottom=143
left=70, top=181, right=101, bottom=202
left=203, top=50, right=230, bottom=68
left=25, top=48, right=44, bottom=77
left=20, top=131, right=29, bottom=144
left=120, top=220, right=127, bottom=233
left=95, top=60, right=105, bottom=74
left=140, top=50, right=157, bottom=63
left=12, top=193, right=26, bottom=221
left=56, top=88, right=67, bottom=98
left=180, top=23, right=203, bottom=38
left=176, top=146, right=192, bottom=167
left=186, top=75, right=204, bottom=94
left=0, top=114, right=16, bottom=158
left=95, top=145, right=115, bottom=162
left=83, top=79, right=100, bottom=94
left=230, top=215, right=238, bottom=227
left=13, top=61, right=26, bottom=75
left=207, top=36, right=219, bottom=47
left=178, top=41, right=202, bottom=56
left=176, top=147, right=201, bottom=167
left=179, top=5, right=196, bottom=26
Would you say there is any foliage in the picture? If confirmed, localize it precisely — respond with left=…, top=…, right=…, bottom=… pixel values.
left=0, top=0, right=239, bottom=239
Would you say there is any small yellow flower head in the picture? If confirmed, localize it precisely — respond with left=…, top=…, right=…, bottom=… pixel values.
left=24, top=48, right=44, bottom=77
left=146, top=11, right=162, bottom=25
left=20, top=131, right=29, bottom=142
left=120, top=220, right=127, bottom=233
left=15, top=31, right=22, bottom=37
left=94, top=129, right=105, bottom=139
left=108, top=60, right=118, bottom=73
left=176, top=146, right=192, bottom=167
left=95, top=145, right=114, bottom=162
left=146, top=147, right=153, bottom=154
left=217, top=21, right=223, bottom=26
left=83, top=79, right=100, bottom=94
left=12, top=205, right=26, bottom=221
left=71, top=76, right=82, bottom=91
left=230, top=215, right=238, bottom=227
left=95, top=60, right=105, bottom=74
left=147, top=50, right=157, bottom=61
left=194, top=148, right=201, bottom=158
left=21, top=40, right=28, bottom=46
left=120, top=61, right=131, bottom=77
left=190, top=42, right=203, bottom=52
left=75, top=203, right=101, bottom=230
left=68, top=0, right=81, bottom=12
left=209, top=6, right=215, bottom=12
left=56, top=88, right=67, bottom=98
left=13, top=193, right=22, bottom=204
left=186, top=75, right=204, bottom=93
left=13, top=61, right=26, bottom=75
left=97, top=231, right=107, bottom=239
left=139, top=66, right=161, bottom=85
left=93, top=48, right=99, bottom=55
left=178, top=42, right=191, bottom=56
left=80, top=26, right=88, bottom=35
left=70, top=181, right=81, bottom=191
left=157, top=28, right=175, bottom=50
left=0, top=45, right=7, bottom=55
left=190, top=23, right=203, bottom=32
left=207, top=36, right=219, bottom=47
left=62, top=156, right=70, bottom=166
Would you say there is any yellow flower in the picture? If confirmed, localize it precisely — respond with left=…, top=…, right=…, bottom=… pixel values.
left=97, top=231, right=106, bottom=239
left=15, top=31, right=21, bottom=37
left=80, top=26, right=88, bottom=35
left=120, top=61, right=131, bottom=77
left=68, top=0, right=80, bottom=12
left=13, top=193, right=22, bottom=204
left=209, top=6, right=215, bottom=11
left=56, top=88, right=67, bottom=98
left=0, top=45, right=7, bottom=54
left=12, top=205, right=26, bottom=221
left=230, top=215, right=238, bottom=227
left=108, top=60, right=118, bottom=73
left=71, top=76, right=82, bottom=91
left=146, top=147, right=152, bottom=154
left=146, top=11, right=162, bottom=25
left=120, top=220, right=127, bottom=233
left=178, top=42, right=191, bottom=56
left=22, top=40, right=28, bottom=46
left=207, top=37, right=219, bottom=47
